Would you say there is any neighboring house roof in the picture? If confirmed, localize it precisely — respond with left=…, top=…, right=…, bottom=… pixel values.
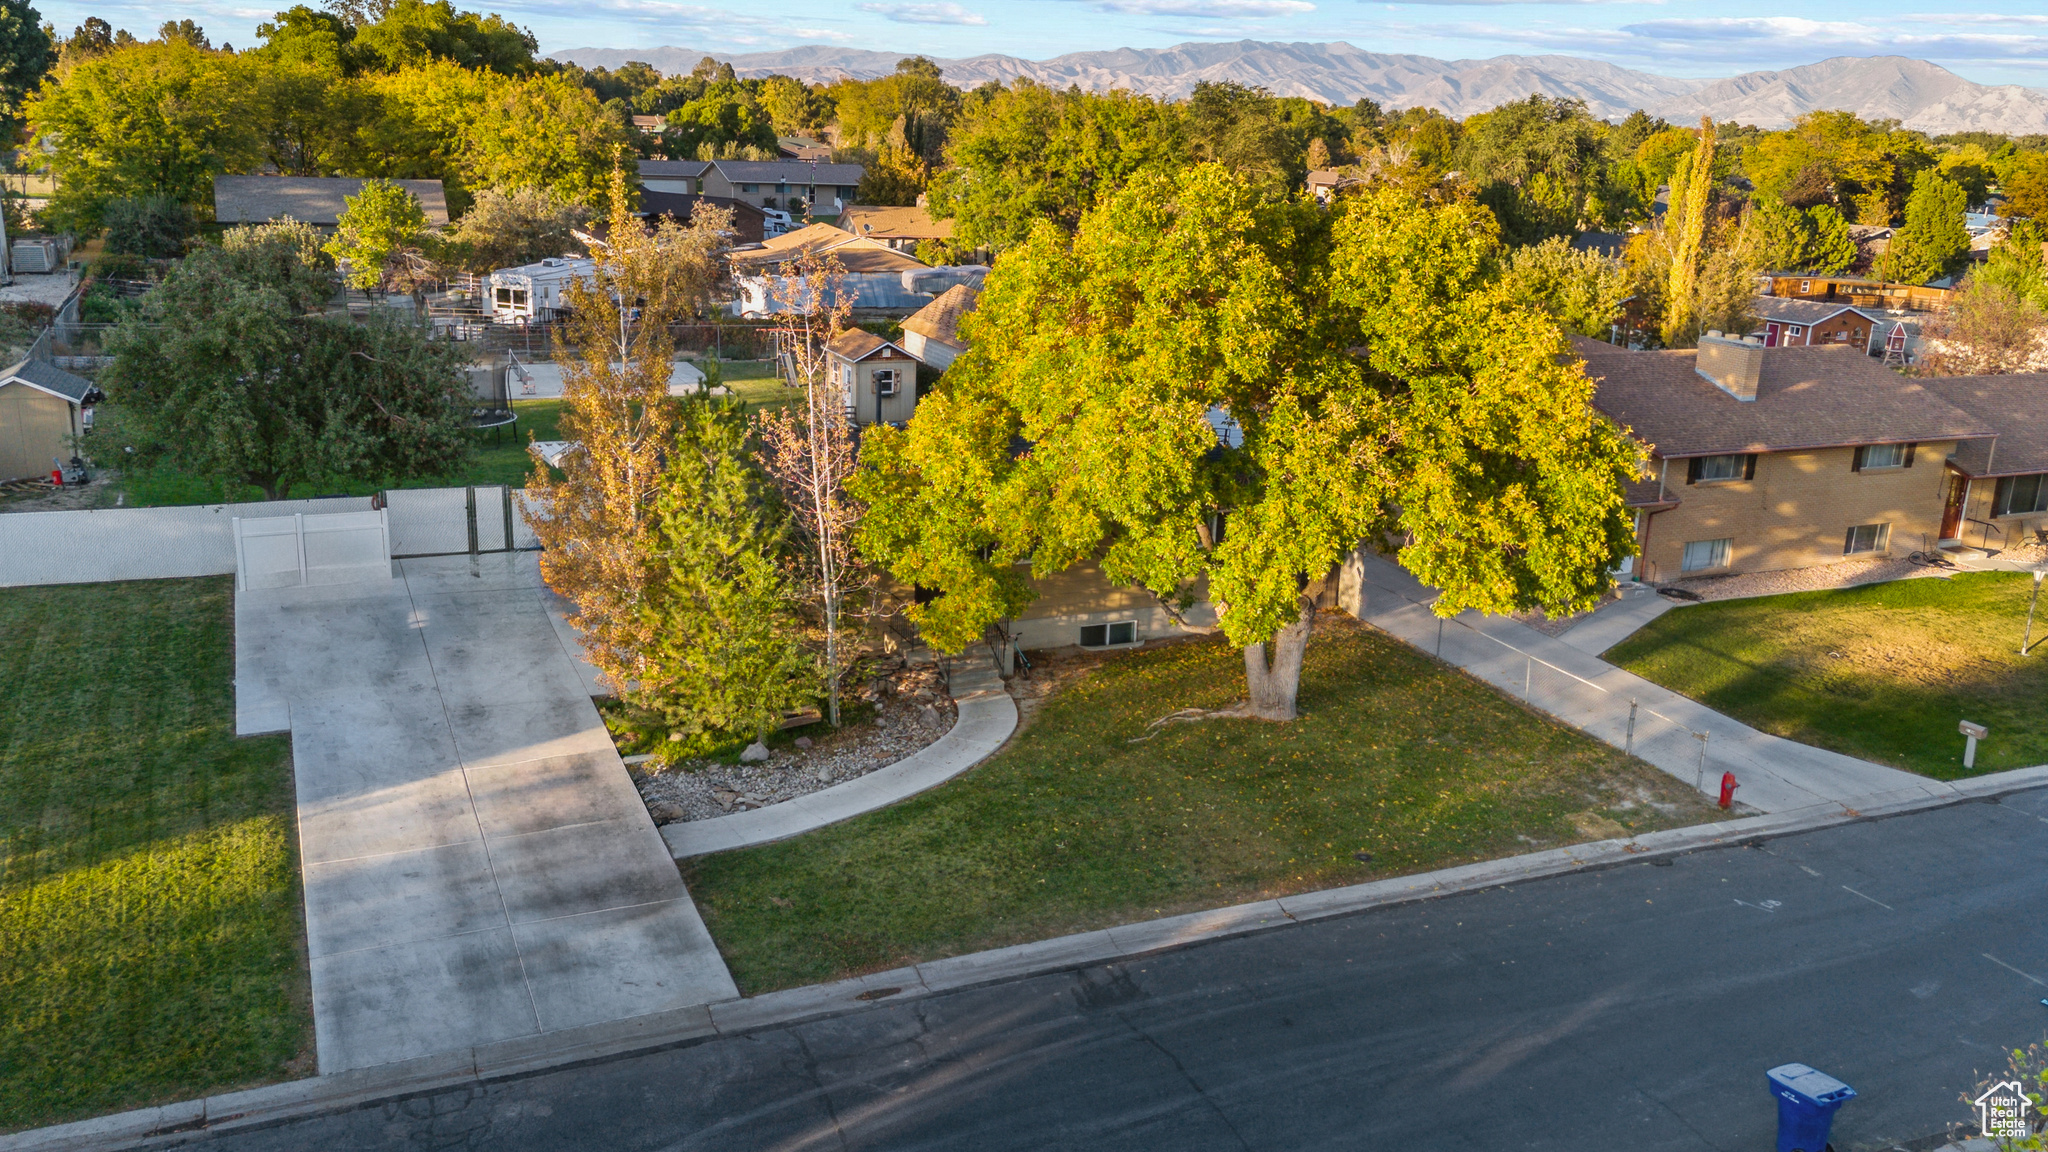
left=638, top=160, right=712, bottom=180
left=639, top=190, right=766, bottom=221
left=1920, top=374, right=2048, bottom=477
left=826, top=329, right=911, bottom=362
left=1570, top=232, right=1626, bottom=258
left=1572, top=337, right=1994, bottom=457
left=0, top=357, right=92, bottom=403
left=1623, top=476, right=1679, bottom=510
left=710, top=160, right=866, bottom=186
left=901, top=284, right=979, bottom=350
left=732, top=224, right=925, bottom=273
left=1752, top=298, right=1884, bottom=326
left=839, top=204, right=953, bottom=242
left=212, top=176, right=450, bottom=227
left=778, top=136, right=832, bottom=160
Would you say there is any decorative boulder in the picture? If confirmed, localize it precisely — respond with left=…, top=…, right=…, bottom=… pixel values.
left=739, top=741, right=771, bottom=763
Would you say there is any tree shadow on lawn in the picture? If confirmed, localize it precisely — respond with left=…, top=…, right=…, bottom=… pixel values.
left=684, top=616, right=1718, bottom=994
left=1606, top=572, right=2048, bottom=778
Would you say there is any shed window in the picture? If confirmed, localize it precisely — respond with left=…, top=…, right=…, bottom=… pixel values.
left=1799, top=280, right=1812, bottom=293
left=1996, top=474, right=2048, bottom=517
left=873, top=368, right=899, bottom=397
left=1079, top=621, right=1137, bottom=647
left=1787, top=325, right=1804, bottom=337
left=1843, top=523, right=1890, bottom=555
left=1681, top=538, right=1731, bottom=572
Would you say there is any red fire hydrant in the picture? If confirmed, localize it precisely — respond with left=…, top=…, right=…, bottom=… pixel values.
left=1719, top=771, right=1739, bottom=809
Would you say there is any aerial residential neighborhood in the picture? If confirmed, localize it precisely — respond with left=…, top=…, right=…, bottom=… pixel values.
left=3, top=3, right=2048, bottom=1151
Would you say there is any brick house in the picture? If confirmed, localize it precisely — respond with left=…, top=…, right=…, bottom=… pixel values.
left=1578, top=335, right=1994, bottom=581
left=1918, top=374, right=2048, bottom=552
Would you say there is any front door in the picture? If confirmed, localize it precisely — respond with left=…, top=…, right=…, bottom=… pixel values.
left=1940, top=470, right=1968, bottom=542
left=1764, top=322, right=1780, bottom=347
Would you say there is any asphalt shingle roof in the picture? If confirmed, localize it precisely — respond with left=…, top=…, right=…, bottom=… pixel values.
left=1918, top=374, right=2048, bottom=477
left=1750, top=298, right=1885, bottom=326
left=1572, top=337, right=1994, bottom=457
left=901, top=284, right=979, bottom=349
left=638, top=160, right=712, bottom=179
left=1, top=357, right=92, bottom=403
left=212, top=176, right=450, bottom=226
left=711, top=160, right=866, bottom=185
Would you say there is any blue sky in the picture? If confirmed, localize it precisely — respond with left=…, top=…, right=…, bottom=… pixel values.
left=39, top=0, right=2048, bottom=87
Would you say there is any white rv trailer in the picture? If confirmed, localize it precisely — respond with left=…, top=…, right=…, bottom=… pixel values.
left=487, top=256, right=595, bottom=322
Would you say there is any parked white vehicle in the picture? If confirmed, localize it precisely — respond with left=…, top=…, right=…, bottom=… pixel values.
left=487, top=256, right=595, bottom=322
left=761, top=209, right=796, bottom=238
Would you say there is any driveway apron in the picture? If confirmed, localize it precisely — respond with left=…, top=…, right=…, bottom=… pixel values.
left=236, top=552, right=738, bottom=1074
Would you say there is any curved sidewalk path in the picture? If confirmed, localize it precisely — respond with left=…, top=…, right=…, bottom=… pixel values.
left=663, top=653, right=1017, bottom=859
left=1343, top=551, right=1972, bottom=815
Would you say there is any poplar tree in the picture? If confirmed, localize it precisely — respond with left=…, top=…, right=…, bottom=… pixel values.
left=1660, top=118, right=1716, bottom=347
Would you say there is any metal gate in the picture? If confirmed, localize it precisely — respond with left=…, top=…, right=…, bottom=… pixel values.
left=383, top=485, right=533, bottom=558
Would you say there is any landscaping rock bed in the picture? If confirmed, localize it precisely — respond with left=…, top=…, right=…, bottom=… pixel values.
left=1658, top=555, right=1945, bottom=603
left=632, top=662, right=958, bottom=825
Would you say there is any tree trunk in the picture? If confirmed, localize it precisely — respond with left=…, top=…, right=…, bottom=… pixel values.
left=1242, top=595, right=1315, bottom=721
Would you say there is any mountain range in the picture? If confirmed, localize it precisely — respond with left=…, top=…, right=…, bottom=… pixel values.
left=547, top=41, right=2048, bottom=135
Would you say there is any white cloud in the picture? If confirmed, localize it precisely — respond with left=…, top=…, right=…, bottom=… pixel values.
left=1095, top=0, right=1313, bottom=14
left=857, top=2, right=990, bottom=24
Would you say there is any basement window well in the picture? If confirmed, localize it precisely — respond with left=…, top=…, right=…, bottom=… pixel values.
left=1079, top=621, right=1137, bottom=647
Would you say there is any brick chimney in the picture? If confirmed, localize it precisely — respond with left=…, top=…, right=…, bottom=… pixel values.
left=1695, top=331, right=1765, bottom=402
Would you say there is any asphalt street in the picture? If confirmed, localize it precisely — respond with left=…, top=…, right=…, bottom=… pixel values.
left=196, top=789, right=2048, bottom=1152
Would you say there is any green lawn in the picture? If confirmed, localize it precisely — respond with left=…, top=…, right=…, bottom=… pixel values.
left=0, top=578, right=309, bottom=1131
left=685, top=618, right=1716, bottom=994
left=1607, top=572, right=2048, bottom=779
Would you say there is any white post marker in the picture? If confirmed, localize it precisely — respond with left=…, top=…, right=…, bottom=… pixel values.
left=1960, top=720, right=1988, bottom=769
left=2023, top=570, right=2045, bottom=656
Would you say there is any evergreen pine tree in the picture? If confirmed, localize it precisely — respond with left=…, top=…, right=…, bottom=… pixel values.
left=634, top=396, right=817, bottom=749
left=1879, top=169, right=1969, bottom=284
left=1804, top=205, right=1858, bottom=274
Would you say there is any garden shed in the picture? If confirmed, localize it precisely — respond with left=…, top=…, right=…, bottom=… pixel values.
left=0, top=358, right=92, bottom=483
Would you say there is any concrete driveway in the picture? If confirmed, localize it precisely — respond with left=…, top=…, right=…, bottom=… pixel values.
left=236, top=553, right=737, bottom=1074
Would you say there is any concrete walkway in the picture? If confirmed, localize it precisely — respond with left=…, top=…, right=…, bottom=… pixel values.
left=1552, top=585, right=1674, bottom=655
left=663, top=651, right=1017, bottom=858
left=236, top=553, right=737, bottom=1074
left=1347, top=552, right=1957, bottom=814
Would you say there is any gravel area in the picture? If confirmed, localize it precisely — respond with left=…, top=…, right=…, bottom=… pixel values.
left=1656, top=554, right=1952, bottom=602
left=0, top=271, right=75, bottom=307
left=632, top=662, right=959, bottom=825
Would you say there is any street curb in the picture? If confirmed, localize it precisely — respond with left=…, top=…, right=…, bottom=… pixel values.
left=11, top=764, right=2047, bottom=1152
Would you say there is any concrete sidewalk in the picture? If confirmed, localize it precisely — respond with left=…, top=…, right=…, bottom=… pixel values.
left=1553, top=585, right=1674, bottom=655
left=235, top=553, right=737, bottom=1074
left=1347, top=552, right=1954, bottom=814
left=662, top=650, right=1017, bottom=858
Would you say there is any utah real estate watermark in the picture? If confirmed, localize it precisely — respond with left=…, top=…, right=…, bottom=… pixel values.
left=1975, top=1079, right=2035, bottom=1141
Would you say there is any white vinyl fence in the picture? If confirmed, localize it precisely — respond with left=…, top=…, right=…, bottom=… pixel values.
left=0, top=488, right=540, bottom=588
left=233, top=510, right=393, bottom=591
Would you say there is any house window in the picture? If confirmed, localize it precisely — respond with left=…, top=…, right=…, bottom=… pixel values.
left=777, top=182, right=789, bottom=193
left=1687, top=454, right=1753, bottom=483
left=742, top=183, right=757, bottom=193
left=1996, top=474, right=2048, bottom=517
left=1843, top=523, right=1891, bottom=555
left=1681, top=538, right=1731, bottom=572
left=1854, top=443, right=1913, bottom=470
left=873, top=368, right=899, bottom=397
left=1079, top=621, right=1137, bottom=647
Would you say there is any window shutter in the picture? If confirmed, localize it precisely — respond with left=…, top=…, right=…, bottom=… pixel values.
left=1686, top=457, right=1701, bottom=485
left=1743, top=454, right=1757, bottom=480
left=1903, top=442, right=1916, bottom=467
left=1851, top=446, right=1865, bottom=472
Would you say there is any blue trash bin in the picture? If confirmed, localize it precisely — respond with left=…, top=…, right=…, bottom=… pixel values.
left=1767, top=1063, right=1857, bottom=1152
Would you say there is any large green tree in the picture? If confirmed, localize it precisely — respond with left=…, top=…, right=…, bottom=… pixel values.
left=1879, top=168, right=1970, bottom=284
left=0, top=0, right=52, bottom=137
left=101, top=222, right=474, bottom=499
left=324, top=177, right=427, bottom=291
left=1456, top=94, right=1609, bottom=243
left=855, top=166, right=1640, bottom=719
left=27, top=41, right=260, bottom=231
left=926, top=80, right=1188, bottom=253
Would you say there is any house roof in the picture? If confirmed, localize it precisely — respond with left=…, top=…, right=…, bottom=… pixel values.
left=1623, top=476, right=1679, bottom=510
left=1752, top=298, right=1884, bottom=326
left=638, top=160, right=712, bottom=180
left=732, top=224, right=925, bottom=274
left=1570, top=231, right=1627, bottom=258
left=638, top=190, right=766, bottom=221
left=1918, top=374, right=2048, bottom=477
left=212, top=176, right=449, bottom=227
left=901, top=284, right=979, bottom=349
left=826, top=329, right=911, bottom=361
left=710, top=160, right=866, bottom=186
left=0, top=357, right=92, bottom=403
left=1571, top=337, right=1994, bottom=458
left=839, top=204, right=953, bottom=242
